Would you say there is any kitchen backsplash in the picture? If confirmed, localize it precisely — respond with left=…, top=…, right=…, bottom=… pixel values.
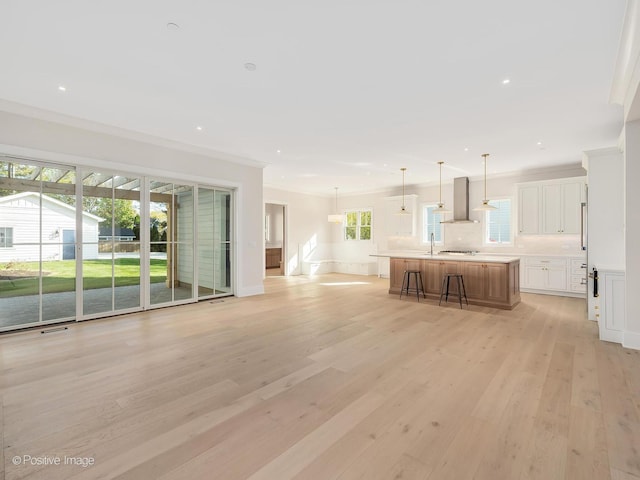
left=387, top=222, right=584, bottom=256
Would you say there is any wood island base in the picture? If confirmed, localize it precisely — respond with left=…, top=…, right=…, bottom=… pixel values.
left=388, top=257, right=521, bottom=310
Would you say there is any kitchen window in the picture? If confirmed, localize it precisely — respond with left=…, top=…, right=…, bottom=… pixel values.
left=485, top=198, right=512, bottom=244
left=345, top=209, right=372, bottom=240
left=0, top=227, right=13, bottom=248
left=422, top=205, right=444, bottom=244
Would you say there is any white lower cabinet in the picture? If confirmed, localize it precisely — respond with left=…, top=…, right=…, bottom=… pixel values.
left=597, top=269, right=626, bottom=343
left=520, top=256, right=585, bottom=297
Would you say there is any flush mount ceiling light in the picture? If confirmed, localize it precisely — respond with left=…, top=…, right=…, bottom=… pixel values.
left=167, top=22, right=180, bottom=30
left=396, top=167, right=411, bottom=215
left=196, top=126, right=203, bottom=131
left=502, top=78, right=511, bottom=85
left=433, top=161, right=451, bottom=215
left=328, top=187, right=343, bottom=223
left=58, top=85, right=66, bottom=92
left=473, top=153, right=497, bottom=211
left=244, top=63, right=256, bottom=71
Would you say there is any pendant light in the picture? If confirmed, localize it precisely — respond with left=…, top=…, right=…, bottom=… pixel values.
left=396, top=167, right=411, bottom=215
left=433, top=161, right=451, bottom=215
left=327, top=187, right=343, bottom=223
left=473, top=153, right=497, bottom=211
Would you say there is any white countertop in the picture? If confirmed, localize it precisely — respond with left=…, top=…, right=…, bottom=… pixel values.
left=371, top=252, right=521, bottom=263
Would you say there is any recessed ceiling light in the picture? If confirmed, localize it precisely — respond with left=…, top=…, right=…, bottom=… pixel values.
left=244, top=63, right=256, bottom=71
left=167, top=22, right=180, bottom=30
left=502, top=78, right=510, bottom=85
left=537, top=141, right=542, bottom=145
left=276, top=149, right=281, bottom=154
left=58, top=85, right=66, bottom=92
left=383, top=163, right=388, bottom=167
left=196, top=126, right=203, bottom=131
left=464, top=147, right=469, bottom=152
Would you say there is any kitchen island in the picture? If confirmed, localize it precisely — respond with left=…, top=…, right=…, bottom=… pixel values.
left=372, top=253, right=521, bottom=310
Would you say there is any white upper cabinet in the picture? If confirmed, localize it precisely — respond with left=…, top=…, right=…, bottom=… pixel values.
left=518, top=177, right=585, bottom=235
left=518, top=185, right=540, bottom=234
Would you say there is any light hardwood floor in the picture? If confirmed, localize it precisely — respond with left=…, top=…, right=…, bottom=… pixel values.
left=1, top=273, right=639, bottom=480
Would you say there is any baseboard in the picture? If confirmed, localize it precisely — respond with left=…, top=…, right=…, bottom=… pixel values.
left=623, top=330, right=640, bottom=351
left=236, top=284, right=265, bottom=297
left=520, top=288, right=586, bottom=298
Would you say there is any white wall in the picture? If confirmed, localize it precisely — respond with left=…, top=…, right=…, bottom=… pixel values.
left=0, top=108, right=264, bottom=296
left=625, top=120, right=640, bottom=348
left=263, top=187, right=332, bottom=275
left=331, top=163, right=587, bottom=257
left=582, top=148, right=625, bottom=320
left=263, top=164, right=587, bottom=278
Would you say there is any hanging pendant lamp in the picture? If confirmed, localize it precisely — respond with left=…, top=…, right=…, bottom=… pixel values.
left=433, top=161, right=451, bottom=215
left=328, top=187, right=343, bottom=223
left=473, top=153, right=497, bottom=211
left=396, top=167, right=411, bottom=215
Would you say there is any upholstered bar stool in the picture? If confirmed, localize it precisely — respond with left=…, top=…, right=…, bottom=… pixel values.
left=400, top=270, right=426, bottom=301
left=439, top=273, right=468, bottom=308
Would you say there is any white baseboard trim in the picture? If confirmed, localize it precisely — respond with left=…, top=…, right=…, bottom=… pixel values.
left=520, top=288, right=586, bottom=298
left=623, top=330, right=640, bottom=351
left=236, top=284, right=265, bottom=297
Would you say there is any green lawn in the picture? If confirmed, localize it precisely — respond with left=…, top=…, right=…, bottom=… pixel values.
left=0, top=258, right=167, bottom=298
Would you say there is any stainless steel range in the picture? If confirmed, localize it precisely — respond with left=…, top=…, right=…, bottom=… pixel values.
left=437, top=250, right=479, bottom=256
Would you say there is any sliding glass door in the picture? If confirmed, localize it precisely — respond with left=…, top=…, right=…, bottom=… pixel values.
left=0, top=157, right=234, bottom=332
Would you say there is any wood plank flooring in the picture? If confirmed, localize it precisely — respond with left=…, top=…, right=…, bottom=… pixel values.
left=1, top=273, right=639, bottom=480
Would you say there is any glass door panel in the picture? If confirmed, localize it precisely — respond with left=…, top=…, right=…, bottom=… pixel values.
left=214, top=190, right=232, bottom=295
left=113, top=176, right=141, bottom=310
left=82, top=171, right=142, bottom=317
left=196, top=187, right=232, bottom=299
left=149, top=181, right=194, bottom=306
left=41, top=166, right=77, bottom=322
left=197, top=188, right=215, bottom=297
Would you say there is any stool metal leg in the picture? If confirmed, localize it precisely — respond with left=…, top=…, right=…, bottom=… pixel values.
left=412, top=272, right=419, bottom=301
left=439, top=275, right=447, bottom=305
left=400, top=271, right=407, bottom=299
left=459, top=275, right=469, bottom=306
left=417, top=272, right=426, bottom=299
left=445, top=275, right=451, bottom=303
left=456, top=275, right=463, bottom=309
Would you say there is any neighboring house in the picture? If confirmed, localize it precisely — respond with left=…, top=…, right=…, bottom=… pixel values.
left=98, top=226, right=136, bottom=242
left=0, top=192, right=102, bottom=263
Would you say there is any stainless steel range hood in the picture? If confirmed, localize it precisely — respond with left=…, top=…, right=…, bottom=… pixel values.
left=440, top=177, right=478, bottom=224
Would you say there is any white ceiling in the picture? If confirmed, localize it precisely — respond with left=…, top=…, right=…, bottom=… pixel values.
left=0, top=0, right=627, bottom=195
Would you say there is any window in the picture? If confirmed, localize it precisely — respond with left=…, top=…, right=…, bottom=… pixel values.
left=0, top=227, right=13, bottom=248
left=422, top=205, right=444, bottom=244
left=345, top=209, right=372, bottom=240
left=485, top=199, right=512, bottom=244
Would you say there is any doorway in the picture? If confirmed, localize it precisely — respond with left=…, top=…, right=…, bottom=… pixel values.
left=264, top=203, right=285, bottom=276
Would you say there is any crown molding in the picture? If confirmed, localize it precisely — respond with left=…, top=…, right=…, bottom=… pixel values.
left=610, top=0, right=640, bottom=121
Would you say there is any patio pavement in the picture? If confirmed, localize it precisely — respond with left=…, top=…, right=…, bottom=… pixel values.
left=0, top=283, right=192, bottom=329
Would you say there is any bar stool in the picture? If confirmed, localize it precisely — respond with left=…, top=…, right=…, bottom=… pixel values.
left=439, top=273, right=468, bottom=308
left=400, top=270, right=426, bottom=301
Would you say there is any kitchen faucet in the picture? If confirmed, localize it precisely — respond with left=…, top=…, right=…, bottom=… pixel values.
left=430, top=232, right=434, bottom=256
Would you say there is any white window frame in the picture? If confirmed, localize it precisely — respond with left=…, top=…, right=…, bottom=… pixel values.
left=484, top=197, right=513, bottom=246
left=344, top=208, right=373, bottom=241
left=421, top=204, right=445, bottom=245
left=0, top=227, right=13, bottom=248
